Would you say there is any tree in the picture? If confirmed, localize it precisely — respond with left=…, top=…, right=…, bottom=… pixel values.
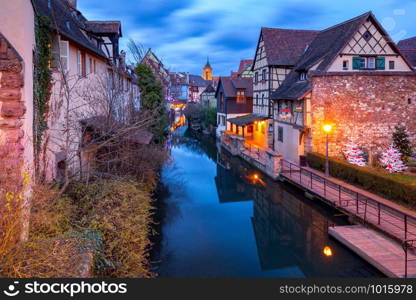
left=392, top=125, right=412, bottom=159
left=379, top=145, right=408, bottom=173
left=134, top=63, right=168, bottom=144
left=343, top=143, right=366, bottom=167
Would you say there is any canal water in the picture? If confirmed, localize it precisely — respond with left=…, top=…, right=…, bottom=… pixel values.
left=153, top=122, right=382, bottom=277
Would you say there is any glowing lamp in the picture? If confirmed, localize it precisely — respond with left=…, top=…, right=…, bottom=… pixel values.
left=323, top=246, right=332, bottom=257
left=253, top=174, right=259, bottom=180
left=323, top=124, right=332, bottom=133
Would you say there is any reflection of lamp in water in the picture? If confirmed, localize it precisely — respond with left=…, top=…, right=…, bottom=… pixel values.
left=323, top=246, right=332, bottom=257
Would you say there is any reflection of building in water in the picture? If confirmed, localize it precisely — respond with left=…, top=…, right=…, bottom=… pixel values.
left=251, top=183, right=379, bottom=277
left=215, top=163, right=253, bottom=203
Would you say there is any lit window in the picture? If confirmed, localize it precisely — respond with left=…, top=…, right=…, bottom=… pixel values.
left=237, top=89, right=245, bottom=103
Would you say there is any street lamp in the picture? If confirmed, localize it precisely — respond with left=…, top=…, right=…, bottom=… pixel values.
left=323, top=124, right=332, bottom=177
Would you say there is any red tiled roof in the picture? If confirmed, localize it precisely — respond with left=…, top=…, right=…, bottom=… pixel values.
left=237, top=59, right=253, bottom=74
left=398, top=37, right=416, bottom=66
left=261, top=28, right=319, bottom=66
left=217, top=76, right=253, bottom=98
left=86, top=21, right=122, bottom=36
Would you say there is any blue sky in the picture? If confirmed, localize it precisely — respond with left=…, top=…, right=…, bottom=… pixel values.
left=79, top=0, right=416, bottom=76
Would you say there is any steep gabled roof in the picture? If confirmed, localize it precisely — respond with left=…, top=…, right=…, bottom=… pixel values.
left=32, top=0, right=107, bottom=59
left=256, top=28, right=319, bottom=67
left=398, top=37, right=416, bottom=50
left=189, top=74, right=210, bottom=87
left=202, top=84, right=216, bottom=94
left=215, top=77, right=253, bottom=98
left=237, top=59, right=253, bottom=74
left=272, top=11, right=414, bottom=100
left=398, top=37, right=416, bottom=67
left=85, top=21, right=122, bottom=36
left=295, top=12, right=371, bottom=71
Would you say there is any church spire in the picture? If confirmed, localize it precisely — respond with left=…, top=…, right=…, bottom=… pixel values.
left=205, top=56, right=211, bottom=69
left=202, top=57, right=213, bottom=80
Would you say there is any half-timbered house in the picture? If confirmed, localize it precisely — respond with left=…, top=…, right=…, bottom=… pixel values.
left=271, top=12, right=416, bottom=164
left=215, top=77, right=253, bottom=136
left=249, top=28, right=318, bottom=149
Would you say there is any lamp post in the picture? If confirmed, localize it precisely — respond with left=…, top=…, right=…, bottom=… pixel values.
left=323, top=124, right=332, bottom=177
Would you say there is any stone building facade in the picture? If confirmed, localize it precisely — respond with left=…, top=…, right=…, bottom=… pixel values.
left=308, top=74, right=416, bottom=158
left=0, top=34, right=26, bottom=190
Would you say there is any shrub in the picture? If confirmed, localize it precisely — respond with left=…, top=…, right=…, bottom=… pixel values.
left=306, top=152, right=416, bottom=206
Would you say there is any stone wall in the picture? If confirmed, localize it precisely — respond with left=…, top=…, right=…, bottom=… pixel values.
left=0, top=33, right=25, bottom=190
left=307, top=74, right=416, bottom=158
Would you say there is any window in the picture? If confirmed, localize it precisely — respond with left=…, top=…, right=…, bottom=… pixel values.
left=261, top=94, right=264, bottom=105
left=342, top=60, right=348, bottom=70
left=353, top=56, right=385, bottom=70
left=255, top=72, right=259, bottom=84
left=255, top=94, right=258, bottom=105
left=59, top=40, right=69, bottom=71
left=77, top=50, right=82, bottom=76
left=85, top=54, right=90, bottom=75
left=366, top=57, right=376, bottom=69
left=299, top=72, right=306, bottom=81
left=278, top=126, right=284, bottom=142
left=262, top=69, right=267, bottom=81
left=389, top=60, right=395, bottom=70
left=236, top=89, right=245, bottom=103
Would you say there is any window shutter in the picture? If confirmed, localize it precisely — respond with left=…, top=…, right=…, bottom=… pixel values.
left=376, top=57, right=385, bottom=70
left=50, top=35, right=60, bottom=69
left=352, top=56, right=362, bottom=70
left=85, top=54, right=90, bottom=75
left=77, top=50, right=82, bottom=76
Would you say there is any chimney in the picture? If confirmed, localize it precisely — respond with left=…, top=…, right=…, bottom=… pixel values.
left=67, top=0, right=77, bottom=8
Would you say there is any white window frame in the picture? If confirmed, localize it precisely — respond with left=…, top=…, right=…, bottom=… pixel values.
left=366, top=57, right=376, bottom=69
left=59, top=40, right=69, bottom=72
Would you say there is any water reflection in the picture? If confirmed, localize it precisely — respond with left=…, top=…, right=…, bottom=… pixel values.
left=154, top=124, right=382, bottom=277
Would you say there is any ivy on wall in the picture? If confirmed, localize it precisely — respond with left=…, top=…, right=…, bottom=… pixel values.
left=33, top=15, right=52, bottom=175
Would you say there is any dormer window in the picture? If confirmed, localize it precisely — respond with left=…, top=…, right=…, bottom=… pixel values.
left=299, top=72, right=307, bottom=81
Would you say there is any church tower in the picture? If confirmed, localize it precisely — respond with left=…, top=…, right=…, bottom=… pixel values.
left=202, top=57, right=213, bottom=80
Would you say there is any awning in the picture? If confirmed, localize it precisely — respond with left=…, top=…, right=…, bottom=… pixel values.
left=227, top=114, right=269, bottom=126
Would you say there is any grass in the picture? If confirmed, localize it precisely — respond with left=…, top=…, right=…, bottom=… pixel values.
left=0, top=177, right=156, bottom=278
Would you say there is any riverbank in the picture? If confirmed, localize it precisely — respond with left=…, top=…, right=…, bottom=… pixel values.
left=0, top=177, right=157, bottom=278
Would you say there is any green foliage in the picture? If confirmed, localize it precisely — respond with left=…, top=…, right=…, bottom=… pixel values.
left=205, top=107, right=217, bottom=128
left=135, top=64, right=168, bottom=144
left=392, top=125, right=413, bottom=159
left=34, top=16, right=52, bottom=169
left=306, top=152, right=416, bottom=206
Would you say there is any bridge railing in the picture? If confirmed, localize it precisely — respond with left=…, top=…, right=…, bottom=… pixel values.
left=281, top=159, right=416, bottom=278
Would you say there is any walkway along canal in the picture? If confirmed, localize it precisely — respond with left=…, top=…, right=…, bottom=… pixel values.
left=152, top=122, right=382, bottom=277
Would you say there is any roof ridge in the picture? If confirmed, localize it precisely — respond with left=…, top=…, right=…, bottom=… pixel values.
left=261, top=27, right=319, bottom=32
left=320, top=11, right=371, bottom=33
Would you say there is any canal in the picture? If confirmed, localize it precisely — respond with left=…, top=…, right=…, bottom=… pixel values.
left=153, top=122, right=382, bottom=277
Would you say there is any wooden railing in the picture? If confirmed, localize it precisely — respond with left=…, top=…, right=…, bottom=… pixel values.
left=281, top=159, right=416, bottom=277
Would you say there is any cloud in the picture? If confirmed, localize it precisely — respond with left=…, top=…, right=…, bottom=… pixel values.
left=78, top=0, right=416, bottom=75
